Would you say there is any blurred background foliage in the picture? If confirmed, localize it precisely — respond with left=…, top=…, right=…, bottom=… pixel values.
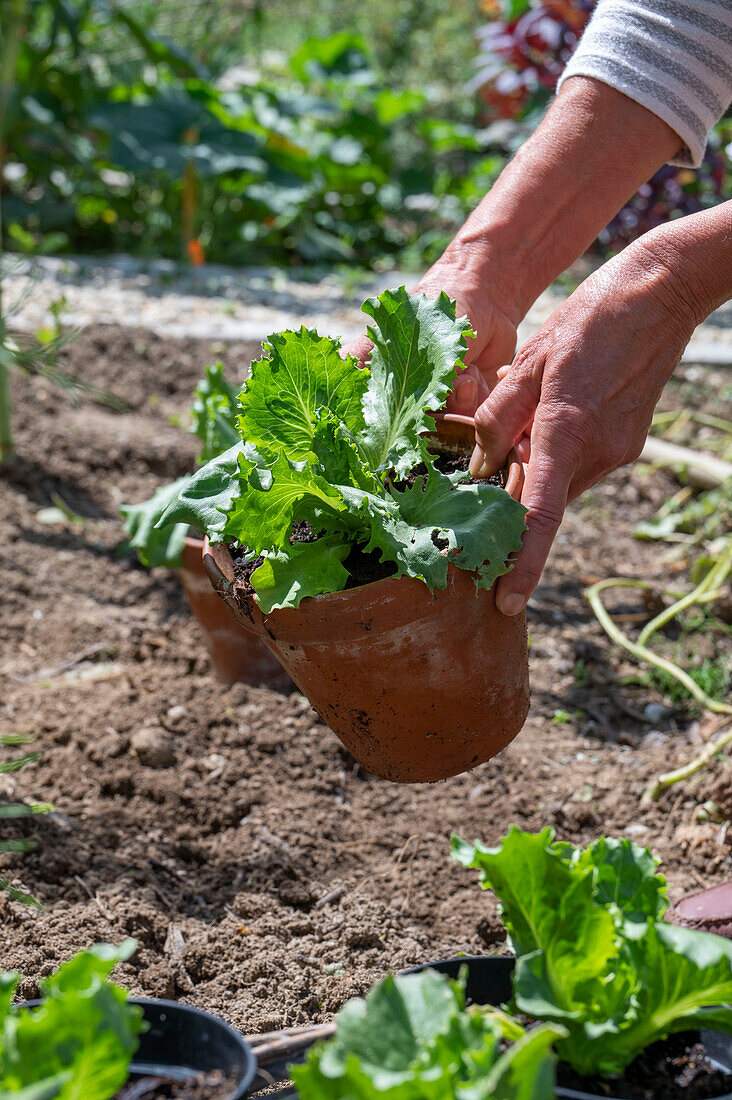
left=1, top=0, right=729, bottom=269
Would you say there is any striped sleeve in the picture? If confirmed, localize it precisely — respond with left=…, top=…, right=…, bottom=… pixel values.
left=556, top=0, right=732, bottom=167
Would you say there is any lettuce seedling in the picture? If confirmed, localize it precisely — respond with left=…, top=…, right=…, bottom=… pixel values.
left=120, top=361, right=240, bottom=568
left=158, top=288, right=527, bottom=611
left=291, top=968, right=564, bottom=1099
left=0, top=939, right=143, bottom=1099
left=453, top=827, right=732, bottom=1077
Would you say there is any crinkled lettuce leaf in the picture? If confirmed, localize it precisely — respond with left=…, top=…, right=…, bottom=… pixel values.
left=156, top=442, right=266, bottom=541
left=391, top=463, right=526, bottom=591
left=161, top=288, right=527, bottom=608
left=237, top=327, right=368, bottom=461
left=291, top=968, right=563, bottom=1100
left=359, top=287, right=473, bottom=475
left=0, top=940, right=142, bottom=1100
left=251, top=538, right=351, bottom=613
left=453, top=827, right=732, bottom=1077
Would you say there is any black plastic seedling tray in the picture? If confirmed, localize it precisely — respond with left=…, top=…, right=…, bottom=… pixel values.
left=130, top=998, right=257, bottom=1098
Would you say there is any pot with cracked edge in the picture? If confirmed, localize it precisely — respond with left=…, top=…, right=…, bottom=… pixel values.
left=202, top=420, right=529, bottom=783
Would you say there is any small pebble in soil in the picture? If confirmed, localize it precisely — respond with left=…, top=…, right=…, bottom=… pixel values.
left=644, top=701, right=671, bottom=723
left=164, top=705, right=190, bottom=730
left=130, top=726, right=177, bottom=769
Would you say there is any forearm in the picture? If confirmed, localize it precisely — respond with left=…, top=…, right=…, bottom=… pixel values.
left=435, top=76, right=682, bottom=322
left=628, top=201, right=732, bottom=328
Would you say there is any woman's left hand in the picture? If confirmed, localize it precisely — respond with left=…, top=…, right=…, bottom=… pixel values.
left=470, top=240, right=702, bottom=616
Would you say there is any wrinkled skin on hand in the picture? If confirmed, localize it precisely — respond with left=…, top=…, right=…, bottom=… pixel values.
left=471, top=248, right=697, bottom=615
left=344, top=245, right=699, bottom=618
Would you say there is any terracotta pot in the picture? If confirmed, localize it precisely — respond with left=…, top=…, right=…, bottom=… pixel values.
left=202, top=423, right=529, bottom=782
left=666, top=882, right=732, bottom=939
left=179, top=537, right=291, bottom=690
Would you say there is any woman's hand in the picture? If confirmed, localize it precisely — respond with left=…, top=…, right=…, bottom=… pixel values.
left=471, top=238, right=705, bottom=616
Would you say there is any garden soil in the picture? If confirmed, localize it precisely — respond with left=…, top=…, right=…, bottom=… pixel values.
left=0, top=325, right=731, bottom=1036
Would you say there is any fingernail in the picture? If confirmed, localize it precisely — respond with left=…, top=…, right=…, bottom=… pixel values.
left=469, top=443, right=485, bottom=478
left=498, top=593, right=525, bottom=616
left=454, top=377, right=477, bottom=407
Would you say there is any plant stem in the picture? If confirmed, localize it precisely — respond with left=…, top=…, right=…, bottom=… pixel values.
left=644, top=719, right=732, bottom=802
left=584, top=577, right=732, bottom=716
left=637, top=537, right=732, bottom=647
left=0, top=0, right=28, bottom=463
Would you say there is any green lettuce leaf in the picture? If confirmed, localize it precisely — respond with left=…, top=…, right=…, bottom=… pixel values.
left=291, top=969, right=561, bottom=1100
left=618, top=923, right=732, bottom=1066
left=157, top=442, right=263, bottom=542
left=251, top=539, right=351, bottom=613
left=391, top=464, right=526, bottom=590
left=359, top=287, right=473, bottom=475
left=237, top=327, right=368, bottom=462
left=120, top=477, right=191, bottom=568
left=568, top=836, right=667, bottom=924
left=453, top=828, right=732, bottom=1078
left=452, top=829, right=618, bottom=1013
left=476, top=1023, right=566, bottom=1100
left=224, top=451, right=348, bottom=551
left=0, top=940, right=142, bottom=1100
left=190, top=361, right=240, bottom=463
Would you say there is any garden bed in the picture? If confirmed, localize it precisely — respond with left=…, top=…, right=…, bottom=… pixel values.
left=0, top=323, right=730, bottom=1035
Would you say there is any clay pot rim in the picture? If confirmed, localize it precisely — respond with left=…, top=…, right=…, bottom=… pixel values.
left=203, top=539, right=497, bottom=640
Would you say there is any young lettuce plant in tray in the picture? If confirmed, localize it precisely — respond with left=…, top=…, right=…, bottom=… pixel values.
left=453, top=826, right=732, bottom=1098
left=291, top=966, right=565, bottom=1100
left=158, top=287, right=530, bottom=783
left=2, top=939, right=255, bottom=1100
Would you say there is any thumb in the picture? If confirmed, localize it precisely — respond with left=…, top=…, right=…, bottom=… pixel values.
left=445, top=363, right=490, bottom=417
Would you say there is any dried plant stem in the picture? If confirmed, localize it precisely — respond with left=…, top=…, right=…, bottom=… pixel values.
left=638, top=538, right=732, bottom=647
left=584, top=577, right=732, bottom=717
left=644, top=720, right=732, bottom=803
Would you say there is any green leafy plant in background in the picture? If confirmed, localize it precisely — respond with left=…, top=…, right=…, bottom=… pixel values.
left=120, top=360, right=240, bottom=568
left=158, top=288, right=527, bottom=612
left=0, top=733, right=52, bottom=908
left=292, top=967, right=564, bottom=1099
left=0, top=940, right=143, bottom=1099
left=3, top=4, right=498, bottom=268
left=453, top=826, right=732, bottom=1078
left=1, top=1, right=128, bottom=462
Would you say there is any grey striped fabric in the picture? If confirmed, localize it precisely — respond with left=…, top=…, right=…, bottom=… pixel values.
left=557, top=0, right=732, bottom=166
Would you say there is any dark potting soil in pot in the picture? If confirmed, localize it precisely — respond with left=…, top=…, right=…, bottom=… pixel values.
left=230, top=453, right=502, bottom=599
left=115, top=1069, right=235, bottom=1100
left=556, top=1031, right=731, bottom=1100
left=231, top=525, right=398, bottom=597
